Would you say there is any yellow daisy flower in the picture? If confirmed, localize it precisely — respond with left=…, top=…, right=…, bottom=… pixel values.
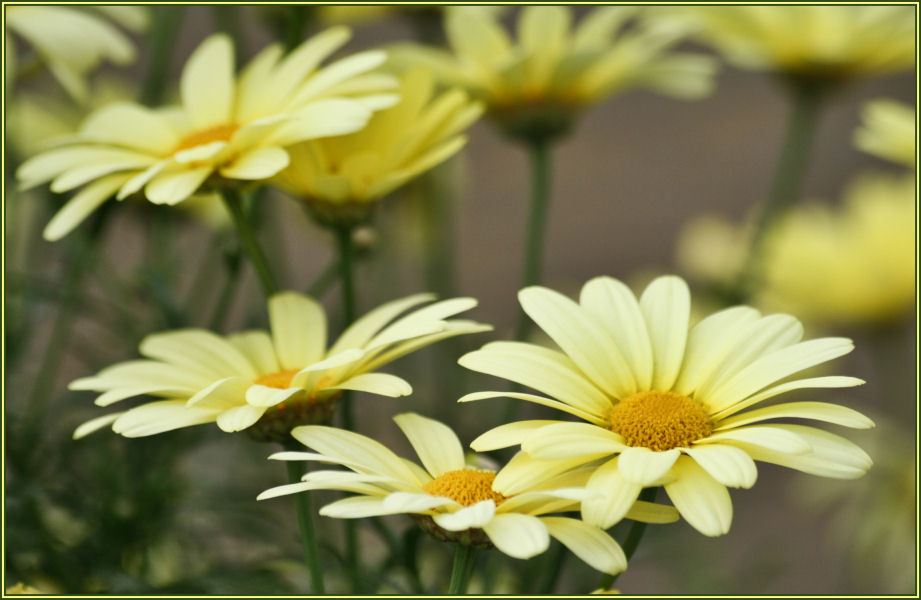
left=460, top=275, right=873, bottom=537
left=72, top=292, right=490, bottom=442
left=393, top=6, right=715, bottom=140
left=16, top=28, right=399, bottom=241
left=5, top=6, right=147, bottom=101
left=272, top=67, right=483, bottom=226
left=259, top=412, right=678, bottom=573
left=854, top=99, right=916, bottom=168
left=677, top=6, right=915, bottom=82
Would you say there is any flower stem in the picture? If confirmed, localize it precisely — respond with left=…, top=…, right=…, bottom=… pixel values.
left=597, top=487, right=659, bottom=591
left=729, top=78, right=828, bottom=304
left=535, top=541, right=567, bottom=593
left=514, top=137, right=552, bottom=341
left=222, top=187, right=278, bottom=297
left=283, top=450, right=325, bottom=594
left=140, top=6, right=183, bottom=106
left=448, top=544, right=478, bottom=594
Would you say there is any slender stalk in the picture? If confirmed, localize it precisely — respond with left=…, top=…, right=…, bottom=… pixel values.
left=729, top=79, right=828, bottom=303
left=535, top=541, right=567, bottom=593
left=222, top=188, right=278, bottom=297
left=514, top=137, right=552, bottom=340
left=597, top=487, right=659, bottom=591
left=283, top=451, right=326, bottom=594
left=140, top=6, right=184, bottom=105
left=447, top=544, right=478, bottom=594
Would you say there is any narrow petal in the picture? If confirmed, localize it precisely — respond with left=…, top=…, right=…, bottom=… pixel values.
left=330, top=373, right=412, bottom=397
left=393, top=412, right=466, bottom=478
left=185, top=376, right=251, bottom=409
left=140, top=329, right=257, bottom=379
left=470, top=420, right=559, bottom=452
left=145, top=166, right=212, bottom=205
left=290, top=425, right=420, bottom=483
left=715, top=401, right=875, bottom=431
left=432, top=500, right=496, bottom=531
left=482, top=513, right=550, bottom=559
left=581, top=456, right=642, bottom=528
left=639, top=275, right=690, bottom=391
left=320, top=496, right=398, bottom=519
left=43, top=173, right=129, bottom=241
left=215, top=404, right=267, bottom=432
left=699, top=425, right=811, bottom=454
left=382, top=492, right=458, bottom=513
left=625, top=500, right=680, bottom=524
left=73, top=412, right=123, bottom=439
left=112, top=400, right=221, bottom=437
left=329, top=293, right=436, bottom=355
left=181, top=34, right=234, bottom=129
left=682, top=444, right=757, bottom=488
left=494, top=452, right=602, bottom=496
left=522, top=422, right=627, bottom=461
left=269, top=291, right=327, bottom=370
left=244, top=385, right=302, bottom=408
left=459, top=391, right=605, bottom=425
left=78, top=102, right=179, bottom=153
left=219, top=146, right=289, bottom=180
left=541, top=516, right=627, bottom=575
left=737, top=424, right=873, bottom=478
left=664, top=456, right=732, bottom=537
left=711, top=376, right=866, bottom=420
left=227, top=330, right=281, bottom=375
left=616, top=447, right=680, bottom=486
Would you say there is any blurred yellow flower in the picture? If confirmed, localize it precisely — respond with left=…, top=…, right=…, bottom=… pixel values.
left=677, top=172, right=915, bottom=325
left=676, top=6, right=915, bottom=82
left=5, top=6, right=147, bottom=101
left=273, top=68, right=482, bottom=227
left=72, top=291, right=490, bottom=442
left=5, top=583, right=45, bottom=595
left=16, top=29, right=398, bottom=241
left=393, top=6, right=715, bottom=141
left=854, top=99, right=916, bottom=167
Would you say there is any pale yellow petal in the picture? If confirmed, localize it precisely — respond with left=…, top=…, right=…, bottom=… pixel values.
left=215, top=404, right=267, bottom=432
left=470, top=420, right=560, bottom=452
left=682, top=444, right=758, bottom=488
left=699, top=425, right=811, bottom=454
left=227, top=331, right=281, bottom=375
left=269, top=291, right=327, bottom=370
left=541, top=516, right=627, bottom=575
left=290, top=425, right=420, bottom=483
left=181, top=34, right=234, bottom=129
left=144, top=166, right=213, bottom=205
left=482, top=513, right=550, bottom=559
left=711, top=376, right=865, bottom=420
left=664, top=456, right=732, bottom=537
left=616, top=447, right=680, bottom=486
left=185, top=376, right=251, bottom=410
left=43, top=173, right=129, bottom=241
left=639, top=275, right=690, bottom=391
left=78, top=102, right=179, bottom=154
left=329, top=293, right=436, bottom=355
left=459, top=391, right=604, bottom=426
left=73, top=412, right=123, bottom=439
left=495, top=452, right=603, bottom=496
left=245, top=385, right=301, bottom=408
left=715, top=401, right=874, bottom=431
left=329, top=373, right=411, bottom=397
left=393, top=412, right=466, bottom=478
left=382, top=492, right=457, bottom=513
left=522, top=422, right=627, bottom=461
left=432, top=500, right=496, bottom=531
left=112, top=400, right=221, bottom=437
left=219, top=146, right=289, bottom=180
left=581, top=456, right=642, bottom=528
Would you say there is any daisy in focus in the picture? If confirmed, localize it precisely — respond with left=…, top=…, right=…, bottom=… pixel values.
left=675, top=6, right=915, bottom=83
left=16, top=28, right=399, bottom=241
left=853, top=99, right=915, bottom=168
left=73, top=291, right=490, bottom=442
left=259, top=412, right=678, bottom=574
left=459, top=275, right=873, bottom=536
left=392, top=6, right=715, bottom=141
left=5, top=6, right=147, bottom=101
left=272, top=67, right=483, bottom=227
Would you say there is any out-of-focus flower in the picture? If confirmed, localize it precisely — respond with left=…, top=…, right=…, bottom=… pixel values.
left=5, top=6, right=148, bottom=101
left=854, top=99, right=915, bottom=167
left=460, top=275, right=872, bottom=537
left=675, top=6, right=915, bottom=83
left=260, top=413, right=677, bottom=572
left=5, top=583, right=45, bottom=595
left=16, top=29, right=399, bottom=241
left=678, top=173, right=915, bottom=326
left=392, top=6, right=715, bottom=141
left=273, top=68, right=482, bottom=227
left=72, top=292, right=490, bottom=443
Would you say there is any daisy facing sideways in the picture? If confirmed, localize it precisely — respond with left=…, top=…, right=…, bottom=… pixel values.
left=259, top=412, right=679, bottom=574
left=73, top=291, right=490, bottom=442
left=16, top=27, right=398, bottom=240
left=459, top=275, right=873, bottom=536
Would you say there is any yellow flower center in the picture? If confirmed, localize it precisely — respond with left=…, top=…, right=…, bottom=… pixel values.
left=255, top=369, right=300, bottom=389
left=422, top=469, right=507, bottom=507
left=609, top=390, right=712, bottom=452
left=175, top=123, right=238, bottom=153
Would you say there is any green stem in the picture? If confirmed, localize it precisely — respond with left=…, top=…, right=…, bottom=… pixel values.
left=597, top=487, right=659, bottom=591
left=515, top=138, right=552, bottom=341
left=140, top=6, right=184, bottom=105
left=447, top=544, right=478, bottom=594
left=213, top=6, right=245, bottom=60
left=222, top=188, right=278, bottom=297
left=283, top=6, right=314, bottom=52
left=535, top=541, right=567, bottom=593
left=283, top=452, right=325, bottom=594
left=729, top=79, right=827, bottom=304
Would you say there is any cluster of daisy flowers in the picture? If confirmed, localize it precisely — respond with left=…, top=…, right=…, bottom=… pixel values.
left=8, top=4, right=899, bottom=595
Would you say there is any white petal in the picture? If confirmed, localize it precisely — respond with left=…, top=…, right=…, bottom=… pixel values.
left=458, top=391, right=605, bottom=425
left=522, top=422, right=627, bottom=461
left=682, top=444, right=757, bottom=488
left=290, top=425, right=421, bottom=483
left=215, top=404, right=267, bottom=432
left=112, top=400, right=221, bottom=437
left=244, top=384, right=302, bottom=408
left=580, top=276, right=654, bottom=390
left=227, top=330, right=281, bottom=375
left=43, top=174, right=129, bottom=241
left=482, top=513, right=550, bottom=559
left=145, top=166, right=213, bottom=205
left=78, top=102, right=179, bottom=153
left=664, top=456, right=732, bottom=537
left=715, top=401, right=875, bottom=431
left=432, top=500, right=496, bottom=531
left=711, top=376, right=866, bottom=420
left=737, top=424, right=873, bottom=479
left=639, top=275, right=690, bottom=391
left=541, top=516, right=627, bottom=575
left=269, top=291, right=327, bottom=370
left=265, top=99, right=372, bottom=146
left=320, top=496, right=397, bottom=518
left=494, top=452, right=600, bottom=496
left=382, top=492, right=457, bottom=513
left=700, top=425, right=811, bottom=454
left=616, top=447, right=680, bottom=486
left=219, top=146, right=289, bottom=180
left=392, top=412, right=466, bottom=478
left=329, top=293, right=436, bottom=355
left=470, top=420, right=560, bottom=452
left=181, top=34, right=234, bottom=129
left=625, top=500, right=680, bottom=524
left=139, top=329, right=257, bottom=378
left=257, top=481, right=319, bottom=501
left=73, top=412, right=123, bottom=439
left=330, top=373, right=412, bottom=397
left=581, top=456, right=642, bottom=528
left=518, top=286, right=636, bottom=397
left=185, top=376, right=251, bottom=409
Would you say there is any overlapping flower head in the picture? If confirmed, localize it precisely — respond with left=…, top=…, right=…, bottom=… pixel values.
left=459, top=275, right=873, bottom=536
left=673, top=6, right=915, bottom=84
left=16, top=27, right=399, bottom=241
left=393, top=6, right=716, bottom=141
left=260, top=412, right=678, bottom=573
left=73, top=292, right=490, bottom=442
left=5, top=6, right=148, bottom=101
left=272, top=67, right=483, bottom=227
left=854, top=99, right=916, bottom=168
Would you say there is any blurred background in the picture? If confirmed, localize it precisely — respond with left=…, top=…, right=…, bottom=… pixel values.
left=4, top=5, right=916, bottom=595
